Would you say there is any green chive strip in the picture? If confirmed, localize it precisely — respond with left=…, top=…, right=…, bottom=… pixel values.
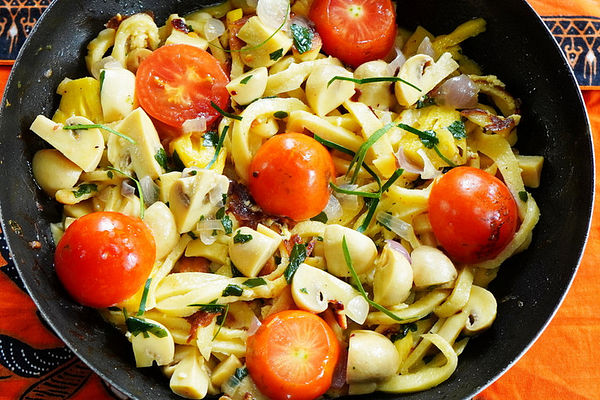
left=137, top=278, right=152, bottom=316
left=327, top=76, right=422, bottom=92
left=330, top=182, right=380, bottom=198
left=213, top=304, right=230, bottom=341
left=342, top=236, right=408, bottom=321
left=211, top=102, right=242, bottom=121
left=348, top=123, right=396, bottom=184
left=106, top=166, right=145, bottom=219
left=63, top=124, right=136, bottom=144
left=206, top=125, right=229, bottom=169
left=357, top=168, right=404, bottom=233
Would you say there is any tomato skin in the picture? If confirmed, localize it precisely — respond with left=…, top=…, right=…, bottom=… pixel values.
left=246, top=310, right=340, bottom=400
left=136, top=44, right=229, bottom=133
left=248, top=133, right=336, bottom=221
left=428, top=167, right=518, bottom=264
left=54, top=212, right=156, bottom=308
left=309, top=0, right=397, bottom=68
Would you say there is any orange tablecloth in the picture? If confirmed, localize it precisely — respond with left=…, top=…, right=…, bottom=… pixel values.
left=1, top=0, right=599, bottom=399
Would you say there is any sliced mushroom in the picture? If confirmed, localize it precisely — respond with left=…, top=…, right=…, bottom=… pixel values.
left=395, top=52, right=459, bottom=107
left=226, top=67, right=268, bottom=105
left=323, top=224, right=377, bottom=277
left=114, top=108, right=166, bottom=180
left=100, top=65, right=137, bottom=122
left=410, top=245, right=457, bottom=288
left=373, top=243, right=413, bottom=306
left=347, top=330, right=400, bottom=383
left=306, top=63, right=355, bottom=116
left=169, top=169, right=230, bottom=233
left=30, top=115, right=104, bottom=172
left=463, top=285, right=497, bottom=335
left=291, top=263, right=369, bottom=324
left=144, top=202, right=179, bottom=260
left=130, top=318, right=175, bottom=368
left=32, top=149, right=82, bottom=196
left=228, top=225, right=282, bottom=277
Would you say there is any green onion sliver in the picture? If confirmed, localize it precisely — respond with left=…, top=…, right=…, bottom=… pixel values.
left=137, top=278, right=152, bottom=316
left=206, top=125, right=229, bottom=169
left=64, top=124, right=136, bottom=144
left=327, top=76, right=421, bottom=92
left=211, top=102, right=242, bottom=121
left=106, top=166, right=145, bottom=219
left=348, top=123, right=396, bottom=184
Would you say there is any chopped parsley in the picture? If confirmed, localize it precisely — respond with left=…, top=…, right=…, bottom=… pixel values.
left=202, top=131, right=219, bottom=147
left=269, top=48, right=284, bottom=61
left=519, top=191, right=529, bottom=202
left=310, top=212, right=328, bottom=223
left=233, top=231, right=253, bottom=244
left=284, top=243, right=307, bottom=283
left=72, top=183, right=97, bottom=198
left=243, top=278, right=267, bottom=288
left=187, top=231, right=198, bottom=240
left=290, top=23, right=313, bottom=54
left=206, top=125, right=229, bottom=169
left=273, top=111, right=288, bottom=119
left=99, top=70, right=106, bottom=92
left=231, top=263, right=244, bottom=277
left=222, top=284, right=244, bottom=297
left=240, top=75, right=253, bottom=85
left=154, top=148, right=169, bottom=170
left=126, top=317, right=168, bottom=339
left=137, top=278, right=152, bottom=316
left=299, top=287, right=308, bottom=294
left=397, top=123, right=456, bottom=167
left=416, top=95, right=436, bottom=109
left=447, top=120, right=467, bottom=139
left=390, top=323, right=418, bottom=342
left=107, top=170, right=114, bottom=179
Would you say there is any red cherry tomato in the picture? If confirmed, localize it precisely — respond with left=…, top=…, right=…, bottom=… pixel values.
left=246, top=310, right=340, bottom=400
left=248, top=133, right=336, bottom=221
left=428, top=166, right=518, bottom=263
left=309, top=0, right=397, bottom=68
left=54, top=212, right=156, bottom=308
left=136, top=44, right=229, bottom=134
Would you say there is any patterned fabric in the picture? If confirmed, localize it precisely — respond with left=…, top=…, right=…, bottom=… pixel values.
left=0, top=1, right=599, bottom=399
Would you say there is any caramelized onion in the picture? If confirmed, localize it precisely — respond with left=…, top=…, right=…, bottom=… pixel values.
left=434, top=74, right=479, bottom=109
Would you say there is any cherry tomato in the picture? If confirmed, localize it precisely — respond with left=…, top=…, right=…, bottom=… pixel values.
left=248, top=133, right=336, bottom=221
left=309, top=0, right=397, bottom=68
left=428, top=166, right=518, bottom=264
left=54, top=212, right=156, bottom=308
left=246, top=310, right=340, bottom=400
left=136, top=44, right=229, bottom=133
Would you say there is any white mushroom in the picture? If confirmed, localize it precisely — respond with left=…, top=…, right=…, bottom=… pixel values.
left=305, top=63, right=355, bottom=116
left=395, top=52, right=459, bottom=107
left=323, top=224, right=377, bottom=277
left=291, top=263, right=369, bottom=324
left=32, top=149, right=82, bottom=196
left=463, top=285, right=497, bottom=335
left=226, top=67, right=268, bottom=105
left=410, top=245, right=457, bottom=288
left=30, top=115, right=104, bottom=172
left=144, top=202, right=179, bottom=260
left=228, top=225, right=282, bottom=277
left=347, top=330, right=400, bottom=383
left=130, top=318, right=175, bottom=368
left=373, top=243, right=413, bottom=306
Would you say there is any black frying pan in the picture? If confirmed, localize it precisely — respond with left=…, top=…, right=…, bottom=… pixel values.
left=0, top=0, right=593, bottom=399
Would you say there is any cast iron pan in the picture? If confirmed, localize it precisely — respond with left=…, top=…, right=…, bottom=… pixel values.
left=0, top=0, right=593, bottom=399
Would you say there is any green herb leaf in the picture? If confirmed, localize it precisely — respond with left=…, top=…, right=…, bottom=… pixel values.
left=72, top=183, right=97, bottom=198
left=99, top=70, right=106, bottom=92
left=284, top=243, right=307, bottom=283
left=210, top=102, right=242, bottom=121
left=310, top=212, right=328, bottom=223
left=273, top=110, right=288, bottom=119
left=221, top=215, right=233, bottom=234
left=240, top=75, right=253, bottom=85
left=106, top=167, right=145, bottom=219
left=216, top=207, right=225, bottom=220
left=203, top=131, right=219, bottom=147
left=519, top=191, right=528, bottom=202
left=107, top=170, right=114, bottom=179
left=390, top=323, right=418, bottom=342
left=126, top=316, right=168, bottom=338
left=63, top=123, right=135, bottom=144
left=348, top=123, right=396, bottom=184
left=342, top=236, right=408, bottom=322
left=189, top=300, right=226, bottom=314
left=330, top=182, right=380, bottom=198
left=229, top=366, right=248, bottom=387
left=188, top=231, right=198, bottom=239
left=231, top=263, right=244, bottom=277
left=327, top=76, right=421, bottom=92
left=172, top=150, right=186, bottom=171
left=154, top=148, right=169, bottom=170
left=269, top=48, right=284, bottom=61
left=233, top=231, right=253, bottom=244
left=300, top=287, right=308, bottom=294
left=290, top=23, right=313, bottom=54
left=243, top=278, right=267, bottom=288
left=416, top=95, right=436, bottom=109
left=137, top=278, right=152, bottom=316
left=213, top=303, right=229, bottom=340
left=447, top=120, right=467, bottom=139
left=222, top=284, right=244, bottom=297
left=397, top=123, right=456, bottom=167
left=206, top=125, right=229, bottom=169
